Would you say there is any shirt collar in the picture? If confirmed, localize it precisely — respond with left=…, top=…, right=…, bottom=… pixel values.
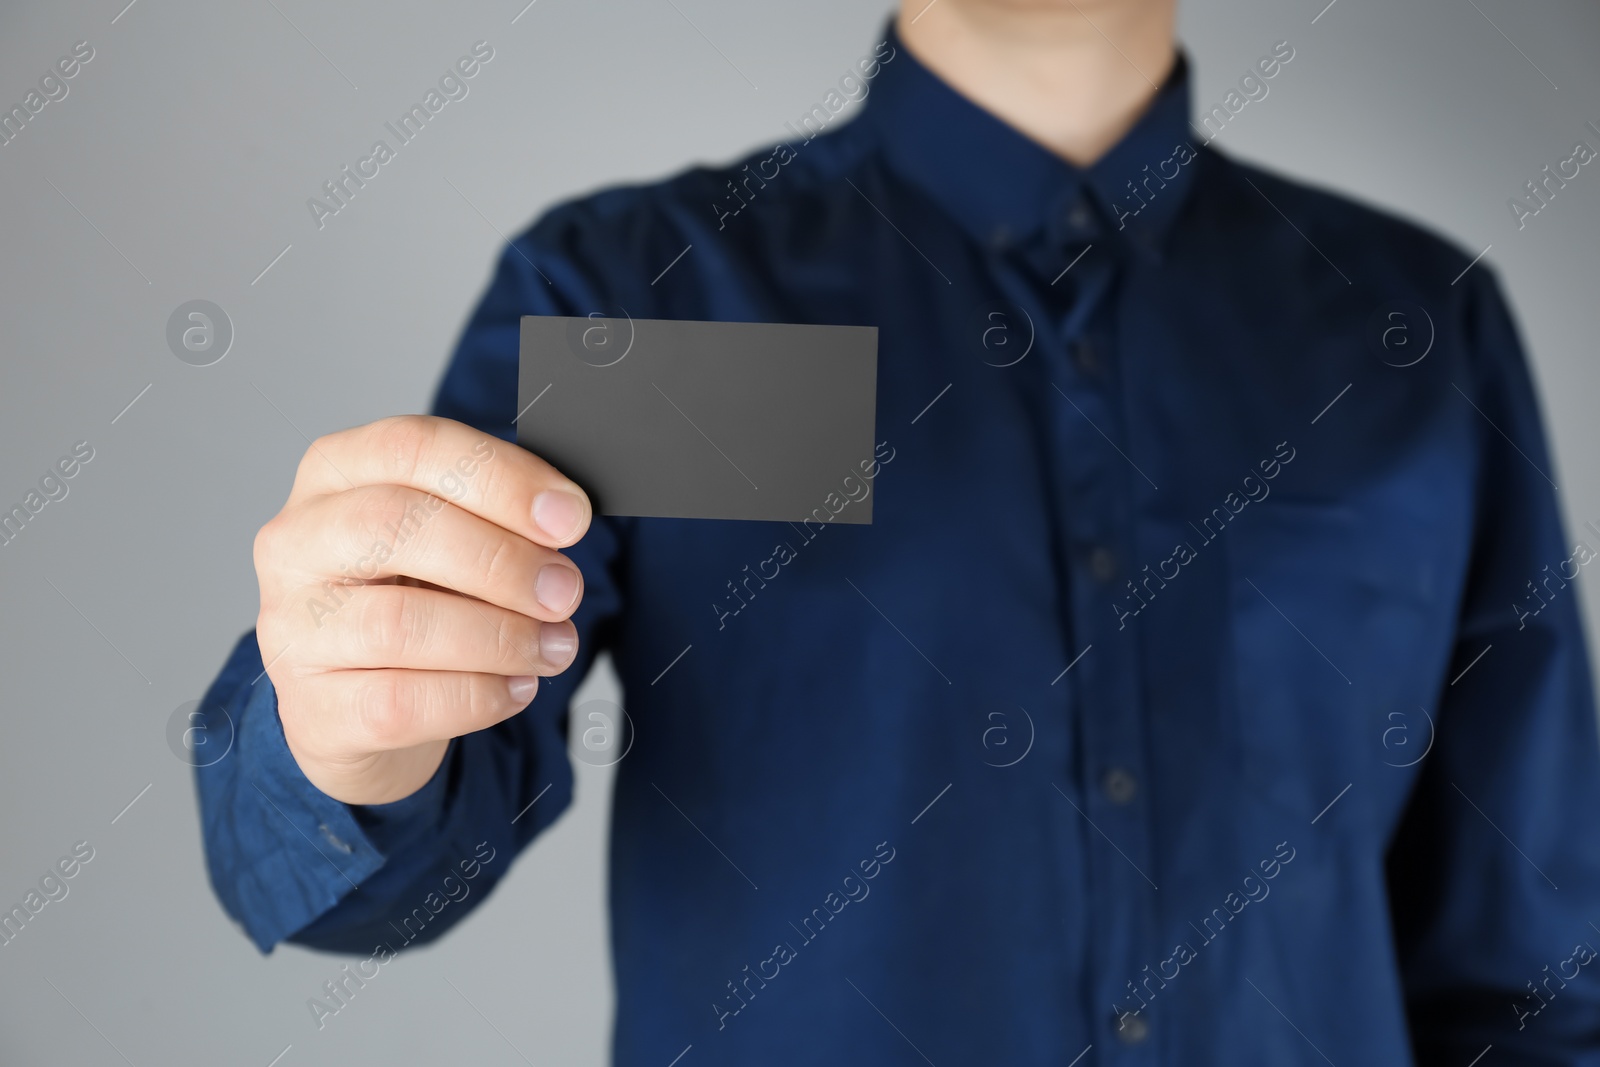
left=860, top=19, right=1200, bottom=261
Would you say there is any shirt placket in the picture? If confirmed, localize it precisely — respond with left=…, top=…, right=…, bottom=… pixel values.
left=1003, top=197, right=1161, bottom=1058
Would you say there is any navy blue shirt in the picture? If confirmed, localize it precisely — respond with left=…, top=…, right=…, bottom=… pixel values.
left=196, top=23, right=1600, bottom=1065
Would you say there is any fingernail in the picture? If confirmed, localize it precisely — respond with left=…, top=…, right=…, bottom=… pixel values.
left=535, top=564, right=580, bottom=614
left=540, top=622, right=577, bottom=668
left=508, top=675, right=539, bottom=703
left=532, top=490, right=585, bottom=542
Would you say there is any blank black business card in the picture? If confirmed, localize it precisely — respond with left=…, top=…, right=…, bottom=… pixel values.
left=516, top=314, right=878, bottom=523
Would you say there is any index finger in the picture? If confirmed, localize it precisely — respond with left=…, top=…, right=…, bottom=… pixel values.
left=288, top=415, right=592, bottom=548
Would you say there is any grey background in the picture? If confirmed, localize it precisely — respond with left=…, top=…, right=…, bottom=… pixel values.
left=0, top=0, right=1595, bottom=1063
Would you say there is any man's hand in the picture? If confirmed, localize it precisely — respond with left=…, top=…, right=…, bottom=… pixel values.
left=252, top=415, right=592, bottom=806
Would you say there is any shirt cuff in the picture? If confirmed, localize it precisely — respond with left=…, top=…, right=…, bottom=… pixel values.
left=349, top=738, right=455, bottom=853
left=204, top=664, right=389, bottom=953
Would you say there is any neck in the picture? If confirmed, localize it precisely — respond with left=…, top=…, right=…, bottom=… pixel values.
left=895, top=2, right=1177, bottom=168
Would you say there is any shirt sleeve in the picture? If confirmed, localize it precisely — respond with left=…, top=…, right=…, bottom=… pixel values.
left=1388, top=267, right=1600, bottom=1063
left=193, top=214, right=629, bottom=955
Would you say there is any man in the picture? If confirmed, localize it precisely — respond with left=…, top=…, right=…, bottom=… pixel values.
left=196, top=0, right=1600, bottom=1062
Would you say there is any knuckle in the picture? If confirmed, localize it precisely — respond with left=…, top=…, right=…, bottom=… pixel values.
left=257, top=583, right=309, bottom=656
left=469, top=454, right=514, bottom=510
left=476, top=533, right=519, bottom=594
left=297, top=431, right=345, bottom=487
left=463, top=673, right=512, bottom=731
left=255, top=619, right=287, bottom=677
left=342, top=484, right=416, bottom=565
left=274, top=678, right=319, bottom=750
left=356, top=587, right=417, bottom=663
left=307, top=430, right=341, bottom=458
left=252, top=516, right=283, bottom=574
left=492, top=614, right=538, bottom=673
left=353, top=672, right=415, bottom=747
left=369, top=482, right=419, bottom=529
left=371, top=415, right=437, bottom=483
left=256, top=603, right=289, bottom=649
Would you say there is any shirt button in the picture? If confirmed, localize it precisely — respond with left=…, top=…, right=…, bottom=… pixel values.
left=1088, top=547, right=1117, bottom=583
left=1072, top=337, right=1101, bottom=378
left=1117, top=1013, right=1151, bottom=1045
left=1103, top=768, right=1139, bottom=805
left=319, top=823, right=354, bottom=854
left=1067, top=202, right=1093, bottom=232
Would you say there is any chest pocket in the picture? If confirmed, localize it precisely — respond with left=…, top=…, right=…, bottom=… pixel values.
left=1224, top=500, right=1448, bottom=824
